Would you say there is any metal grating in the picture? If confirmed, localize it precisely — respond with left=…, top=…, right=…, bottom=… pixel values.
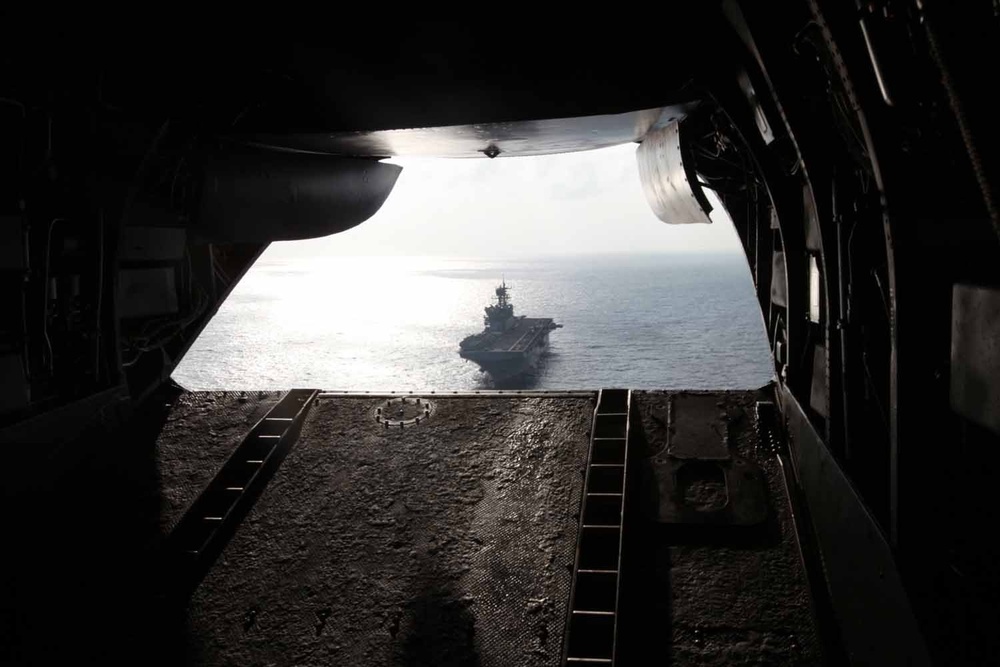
left=562, top=389, right=631, bottom=665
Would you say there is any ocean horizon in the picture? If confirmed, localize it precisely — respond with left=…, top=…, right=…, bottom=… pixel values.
left=172, top=252, right=775, bottom=392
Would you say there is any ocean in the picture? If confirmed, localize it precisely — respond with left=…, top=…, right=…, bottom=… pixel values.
left=172, top=253, right=775, bottom=392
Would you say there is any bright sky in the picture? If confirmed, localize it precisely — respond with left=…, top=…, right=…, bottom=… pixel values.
left=265, top=143, right=743, bottom=259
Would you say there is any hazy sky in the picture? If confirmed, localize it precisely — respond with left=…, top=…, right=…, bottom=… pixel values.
left=265, top=143, right=743, bottom=259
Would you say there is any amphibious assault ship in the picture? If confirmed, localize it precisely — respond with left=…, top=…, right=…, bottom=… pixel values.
left=458, top=281, right=561, bottom=381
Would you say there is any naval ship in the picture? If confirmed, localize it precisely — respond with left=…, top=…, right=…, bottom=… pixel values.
left=458, top=281, right=560, bottom=381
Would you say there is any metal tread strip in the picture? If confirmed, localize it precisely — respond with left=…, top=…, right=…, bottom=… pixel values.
left=562, top=388, right=631, bottom=666
left=161, top=388, right=318, bottom=603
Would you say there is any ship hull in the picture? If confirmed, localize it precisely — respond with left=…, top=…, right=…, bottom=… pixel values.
left=460, top=331, right=550, bottom=382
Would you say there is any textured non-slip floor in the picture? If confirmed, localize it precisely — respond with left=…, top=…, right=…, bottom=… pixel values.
left=619, top=390, right=823, bottom=665
left=183, top=395, right=594, bottom=666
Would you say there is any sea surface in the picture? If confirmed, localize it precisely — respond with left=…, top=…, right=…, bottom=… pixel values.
left=172, top=253, right=775, bottom=391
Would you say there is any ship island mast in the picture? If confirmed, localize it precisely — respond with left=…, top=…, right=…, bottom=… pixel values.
left=484, top=279, right=515, bottom=331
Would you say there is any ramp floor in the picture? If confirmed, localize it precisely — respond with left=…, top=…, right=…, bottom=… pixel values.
left=183, top=395, right=593, bottom=666
left=1, top=388, right=828, bottom=666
